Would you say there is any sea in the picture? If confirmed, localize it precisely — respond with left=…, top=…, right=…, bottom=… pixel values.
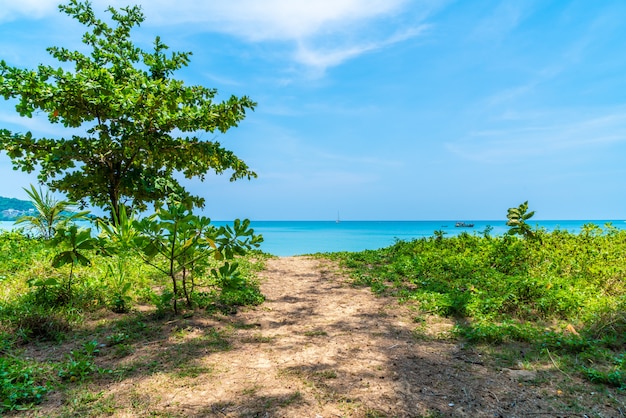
left=3, top=219, right=622, bottom=257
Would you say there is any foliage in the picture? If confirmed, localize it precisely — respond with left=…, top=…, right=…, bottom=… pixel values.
left=0, top=230, right=47, bottom=282
left=212, top=262, right=265, bottom=308
left=58, top=340, right=104, bottom=382
left=0, top=223, right=267, bottom=411
left=0, top=352, right=49, bottom=412
left=49, top=224, right=99, bottom=300
left=15, top=184, right=89, bottom=239
left=103, top=257, right=132, bottom=313
left=506, top=200, right=536, bottom=239
left=327, top=223, right=626, bottom=389
left=98, top=206, right=140, bottom=312
left=97, top=205, right=140, bottom=253
left=0, top=0, right=256, bottom=220
left=135, top=199, right=263, bottom=313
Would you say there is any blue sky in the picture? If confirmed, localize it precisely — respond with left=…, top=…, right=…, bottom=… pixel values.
left=1, top=0, right=626, bottom=220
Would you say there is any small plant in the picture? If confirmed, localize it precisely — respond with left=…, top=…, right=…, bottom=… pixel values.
left=15, top=184, right=90, bottom=239
left=98, top=206, right=139, bottom=312
left=58, top=340, right=103, bottom=382
left=582, top=352, right=626, bottom=388
left=0, top=355, right=49, bottom=412
left=135, top=196, right=263, bottom=314
left=212, top=262, right=265, bottom=308
left=106, top=332, right=129, bottom=346
left=506, top=201, right=535, bottom=239
left=104, top=258, right=132, bottom=313
left=49, top=224, right=99, bottom=300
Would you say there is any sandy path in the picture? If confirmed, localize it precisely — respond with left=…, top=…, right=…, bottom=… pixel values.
left=59, top=256, right=618, bottom=418
left=160, top=256, right=554, bottom=417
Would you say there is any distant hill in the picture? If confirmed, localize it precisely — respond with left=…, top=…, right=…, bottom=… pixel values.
left=0, top=196, right=34, bottom=221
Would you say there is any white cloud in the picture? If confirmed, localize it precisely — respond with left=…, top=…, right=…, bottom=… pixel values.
left=294, top=25, right=429, bottom=71
left=2, top=0, right=440, bottom=74
left=446, top=109, right=626, bottom=163
left=99, top=0, right=434, bottom=73
left=130, top=0, right=410, bottom=41
left=0, top=0, right=57, bottom=21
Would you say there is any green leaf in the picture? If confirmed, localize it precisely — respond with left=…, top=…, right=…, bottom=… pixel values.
left=52, top=251, right=74, bottom=268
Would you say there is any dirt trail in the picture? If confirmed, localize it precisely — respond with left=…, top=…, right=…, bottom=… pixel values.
left=150, top=256, right=580, bottom=417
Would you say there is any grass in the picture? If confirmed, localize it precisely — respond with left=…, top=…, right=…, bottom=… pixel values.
left=302, top=329, right=328, bottom=337
left=324, top=223, right=626, bottom=391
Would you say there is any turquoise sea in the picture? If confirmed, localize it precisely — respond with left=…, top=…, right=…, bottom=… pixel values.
left=243, top=220, right=626, bottom=256
left=2, top=220, right=624, bottom=257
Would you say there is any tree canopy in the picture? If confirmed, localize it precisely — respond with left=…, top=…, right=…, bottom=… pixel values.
left=0, top=0, right=256, bottom=221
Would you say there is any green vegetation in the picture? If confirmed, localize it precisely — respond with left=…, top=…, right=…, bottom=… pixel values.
left=0, top=224, right=267, bottom=412
left=0, top=196, right=33, bottom=221
left=135, top=198, right=263, bottom=314
left=327, top=204, right=626, bottom=391
left=0, top=187, right=266, bottom=412
left=506, top=200, right=536, bottom=239
left=0, top=0, right=256, bottom=221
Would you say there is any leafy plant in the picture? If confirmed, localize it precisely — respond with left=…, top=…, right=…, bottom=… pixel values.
left=135, top=198, right=263, bottom=314
left=97, top=205, right=139, bottom=253
left=212, top=262, right=265, bottom=308
left=328, top=220, right=626, bottom=389
left=15, top=184, right=89, bottom=239
left=98, top=206, right=139, bottom=312
left=58, top=340, right=103, bottom=382
left=104, top=258, right=132, bottom=313
left=506, top=200, right=536, bottom=239
left=49, top=225, right=99, bottom=299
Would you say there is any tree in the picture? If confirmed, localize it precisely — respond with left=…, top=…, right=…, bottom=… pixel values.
left=0, top=1, right=256, bottom=222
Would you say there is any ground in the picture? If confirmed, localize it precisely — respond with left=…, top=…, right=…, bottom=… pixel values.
left=19, top=256, right=626, bottom=417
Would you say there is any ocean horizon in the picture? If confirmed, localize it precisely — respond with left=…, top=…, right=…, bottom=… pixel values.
left=2, top=219, right=624, bottom=257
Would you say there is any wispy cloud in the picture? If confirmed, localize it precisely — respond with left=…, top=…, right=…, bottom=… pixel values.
left=294, top=25, right=429, bottom=73
left=106, top=0, right=434, bottom=74
left=446, top=109, right=626, bottom=163
left=134, top=0, right=410, bottom=40
left=0, top=0, right=57, bottom=22
left=2, top=0, right=441, bottom=74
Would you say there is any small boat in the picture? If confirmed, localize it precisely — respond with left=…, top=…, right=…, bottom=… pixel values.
left=455, top=222, right=474, bottom=228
